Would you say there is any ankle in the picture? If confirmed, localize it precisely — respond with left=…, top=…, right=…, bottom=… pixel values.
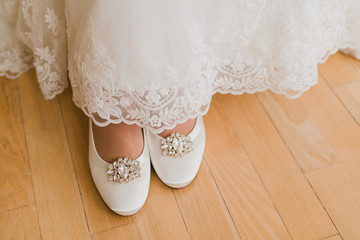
left=158, top=118, right=196, bottom=138
left=92, top=122, right=143, bottom=163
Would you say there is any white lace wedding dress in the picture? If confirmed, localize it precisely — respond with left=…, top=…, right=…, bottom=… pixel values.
left=1, top=0, right=360, bottom=133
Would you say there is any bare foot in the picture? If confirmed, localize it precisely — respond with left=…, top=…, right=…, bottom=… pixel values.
left=92, top=122, right=143, bottom=163
left=158, top=118, right=196, bottom=138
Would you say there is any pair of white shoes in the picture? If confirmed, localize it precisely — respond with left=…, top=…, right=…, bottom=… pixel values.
left=89, top=117, right=206, bottom=216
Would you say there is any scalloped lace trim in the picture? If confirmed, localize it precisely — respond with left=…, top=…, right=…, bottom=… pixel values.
left=0, top=45, right=33, bottom=79
left=69, top=4, right=360, bottom=133
left=73, top=45, right=359, bottom=134
left=1, top=1, right=68, bottom=99
left=1, top=1, right=360, bottom=133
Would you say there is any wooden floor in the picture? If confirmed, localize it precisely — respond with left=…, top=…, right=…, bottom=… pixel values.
left=1, top=52, right=360, bottom=240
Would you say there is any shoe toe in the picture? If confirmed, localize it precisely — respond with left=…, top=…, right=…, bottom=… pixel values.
left=147, top=117, right=206, bottom=188
left=150, top=149, right=203, bottom=188
left=89, top=120, right=150, bottom=216
left=90, top=157, right=150, bottom=214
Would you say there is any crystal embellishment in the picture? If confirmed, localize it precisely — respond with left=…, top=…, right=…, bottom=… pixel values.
left=161, top=133, right=193, bottom=157
left=107, top=157, right=141, bottom=183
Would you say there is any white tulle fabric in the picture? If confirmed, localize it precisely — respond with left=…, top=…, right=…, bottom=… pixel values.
left=1, top=0, right=360, bottom=133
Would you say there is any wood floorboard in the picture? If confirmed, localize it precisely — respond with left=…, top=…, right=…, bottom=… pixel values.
left=0, top=77, right=33, bottom=213
left=171, top=160, right=240, bottom=240
left=92, top=223, right=140, bottom=240
left=0, top=204, right=41, bottom=240
left=257, top=89, right=337, bottom=173
left=307, top=164, right=360, bottom=239
left=16, top=70, right=62, bottom=134
left=134, top=169, right=191, bottom=240
left=322, top=235, right=343, bottom=240
left=2, top=52, right=360, bottom=239
left=16, top=73, right=90, bottom=239
left=319, top=53, right=360, bottom=127
left=204, top=99, right=291, bottom=240
left=217, top=92, right=337, bottom=239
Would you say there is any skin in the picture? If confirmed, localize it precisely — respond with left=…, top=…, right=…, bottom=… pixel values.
left=92, top=118, right=196, bottom=163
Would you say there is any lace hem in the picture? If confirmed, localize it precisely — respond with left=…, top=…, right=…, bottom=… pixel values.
left=66, top=0, right=360, bottom=132
left=1, top=0, right=69, bottom=99
left=0, top=65, right=33, bottom=80
left=0, top=43, right=69, bottom=99
left=74, top=45, right=358, bottom=134
left=0, top=44, right=33, bottom=79
left=1, top=0, right=360, bottom=133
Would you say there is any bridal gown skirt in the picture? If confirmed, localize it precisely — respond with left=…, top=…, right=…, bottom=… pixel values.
left=1, top=0, right=360, bottom=133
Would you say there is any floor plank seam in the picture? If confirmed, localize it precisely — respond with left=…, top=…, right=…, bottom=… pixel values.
left=318, top=70, right=360, bottom=130
left=92, top=222, right=136, bottom=236
left=304, top=168, right=342, bottom=239
left=133, top=218, right=142, bottom=240
left=171, top=188, right=192, bottom=240
left=347, top=56, right=360, bottom=74
left=319, top=57, right=360, bottom=195
left=23, top=125, right=63, bottom=136
left=255, top=92, right=342, bottom=239
left=219, top=95, right=294, bottom=240
left=4, top=54, right=359, bottom=239
left=203, top=158, right=242, bottom=240
left=254, top=92, right=307, bottom=175
left=0, top=203, right=30, bottom=215
left=15, top=78, right=44, bottom=240
left=57, top=97, right=92, bottom=239
left=320, top=233, right=342, bottom=240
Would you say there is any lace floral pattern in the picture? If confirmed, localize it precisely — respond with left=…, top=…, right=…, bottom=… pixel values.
left=0, top=42, right=33, bottom=79
left=0, top=0, right=33, bottom=78
left=1, top=0, right=360, bottom=133
left=0, top=0, right=68, bottom=99
left=68, top=0, right=360, bottom=133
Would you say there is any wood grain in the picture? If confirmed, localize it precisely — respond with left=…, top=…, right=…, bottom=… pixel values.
left=16, top=72, right=90, bottom=239
left=348, top=55, right=360, bottom=71
left=322, top=235, right=343, bottom=240
left=218, top=93, right=337, bottom=239
left=257, top=90, right=336, bottom=172
left=134, top=170, right=190, bottom=240
left=92, top=223, right=140, bottom=240
left=172, top=160, right=240, bottom=240
left=0, top=77, right=33, bottom=212
left=307, top=164, right=360, bottom=240
left=333, top=80, right=360, bottom=125
left=16, top=70, right=62, bottom=134
left=204, top=98, right=291, bottom=240
left=0, top=205, right=41, bottom=240
left=26, top=128, right=90, bottom=239
left=318, top=53, right=359, bottom=87
left=298, top=77, right=360, bottom=186
left=319, top=53, right=360, bottom=126
left=3, top=51, right=359, bottom=239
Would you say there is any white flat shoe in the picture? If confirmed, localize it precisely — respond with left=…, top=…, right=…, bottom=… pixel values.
left=89, top=120, right=150, bottom=216
left=146, top=117, right=206, bottom=188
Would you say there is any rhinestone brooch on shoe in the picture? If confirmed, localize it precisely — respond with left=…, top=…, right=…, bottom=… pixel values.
left=161, top=133, right=193, bottom=157
left=107, top=157, right=141, bottom=183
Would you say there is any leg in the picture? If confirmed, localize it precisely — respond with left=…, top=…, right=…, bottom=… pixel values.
left=158, top=118, right=196, bottom=138
left=92, top=122, right=143, bottom=163
left=92, top=118, right=195, bottom=163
